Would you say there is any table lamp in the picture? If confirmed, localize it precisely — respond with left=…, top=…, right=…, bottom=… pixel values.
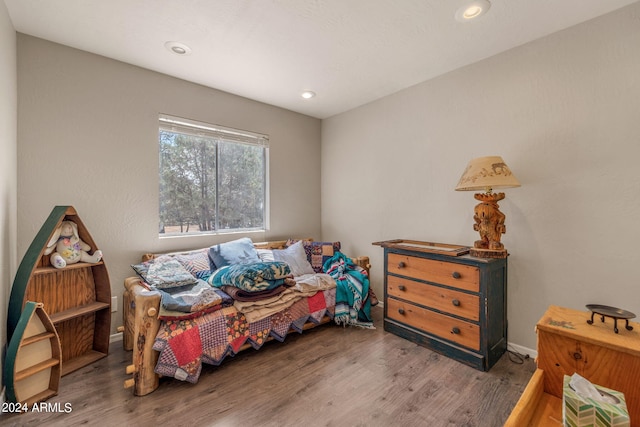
left=455, top=156, right=520, bottom=258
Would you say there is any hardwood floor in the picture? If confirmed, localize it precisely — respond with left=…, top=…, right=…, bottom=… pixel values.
left=3, top=306, right=535, bottom=426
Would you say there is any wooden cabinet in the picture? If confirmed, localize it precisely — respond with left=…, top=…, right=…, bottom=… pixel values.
left=8, top=206, right=111, bottom=376
left=506, top=305, right=640, bottom=426
left=374, top=240, right=507, bottom=371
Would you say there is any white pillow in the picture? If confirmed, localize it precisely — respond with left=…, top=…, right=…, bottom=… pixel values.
left=256, top=248, right=275, bottom=262
left=273, top=241, right=314, bottom=276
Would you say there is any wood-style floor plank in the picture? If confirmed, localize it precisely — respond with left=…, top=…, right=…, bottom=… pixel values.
left=2, top=306, right=535, bottom=426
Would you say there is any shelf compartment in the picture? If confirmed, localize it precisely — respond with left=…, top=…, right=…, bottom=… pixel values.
left=62, top=350, right=108, bottom=376
left=49, top=302, right=110, bottom=324
left=21, top=331, right=57, bottom=347
left=21, top=389, right=59, bottom=407
left=15, top=358, right=61, bottom=382
left=32, top=261, right=104, bottom=276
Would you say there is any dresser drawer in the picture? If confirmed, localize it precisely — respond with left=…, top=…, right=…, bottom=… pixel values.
left=387, top=298, right=480, bottom=350
left=387, top=253, right=479, bottom=292
left=387, top=275, right=480, bottom=321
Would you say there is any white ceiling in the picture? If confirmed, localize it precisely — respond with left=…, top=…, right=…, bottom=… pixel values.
left=5, top=0, right=638, bottom=119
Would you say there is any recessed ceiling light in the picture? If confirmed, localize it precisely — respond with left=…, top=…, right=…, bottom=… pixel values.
left=301, top=91, right=316, bottom=99
left=455, top=0, right=491, bottom=22
left=164, top=41, right=192, bottom=55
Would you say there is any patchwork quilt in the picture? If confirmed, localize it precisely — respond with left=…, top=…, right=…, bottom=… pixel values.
left=153, top=288, right=336, bottom=383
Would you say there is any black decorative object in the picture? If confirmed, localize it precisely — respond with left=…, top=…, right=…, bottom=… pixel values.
left=586, top=304, right=636, bottom=334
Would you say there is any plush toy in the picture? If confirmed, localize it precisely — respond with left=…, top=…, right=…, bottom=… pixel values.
left=44, top=220, right=103, bottom=269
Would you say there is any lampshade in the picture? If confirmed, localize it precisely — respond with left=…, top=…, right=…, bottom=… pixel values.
left=455, top=156, right=520, bottom=192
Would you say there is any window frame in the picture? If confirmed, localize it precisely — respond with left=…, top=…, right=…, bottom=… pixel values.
left=158, top=114, right=270, bottom=238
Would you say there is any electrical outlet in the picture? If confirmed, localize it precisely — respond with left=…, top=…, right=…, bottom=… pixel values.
left=111, top=296, right=117, bottom=312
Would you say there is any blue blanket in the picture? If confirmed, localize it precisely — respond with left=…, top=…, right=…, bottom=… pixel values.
left=208, top=261, right=292, bottom=292
left=323, top=252, right=374, bottom=328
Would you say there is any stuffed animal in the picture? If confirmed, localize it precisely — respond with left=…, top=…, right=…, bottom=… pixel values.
left=44, top=220, right=103, bottom=269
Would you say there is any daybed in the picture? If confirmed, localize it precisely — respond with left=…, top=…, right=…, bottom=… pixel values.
left=121, top=238, right=372, bottom=396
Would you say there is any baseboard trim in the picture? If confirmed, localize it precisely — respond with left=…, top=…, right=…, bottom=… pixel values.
left=109, top=332, right=123, bottom=344
left=507, top=342, right=537, bottom=360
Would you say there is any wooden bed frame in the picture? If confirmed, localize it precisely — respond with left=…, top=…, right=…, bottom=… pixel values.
left=120, top=239, right=371, bottom=396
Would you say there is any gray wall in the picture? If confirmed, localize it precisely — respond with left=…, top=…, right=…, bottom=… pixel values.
left=322, top=3, right=640, bottom=351
left=0, top=1, right=17, bottom=392
left=16, top=35, right=322, bottom=334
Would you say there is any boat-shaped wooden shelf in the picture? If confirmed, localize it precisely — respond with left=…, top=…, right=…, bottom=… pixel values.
left=7, top=206, right=111, bottom=383
left=4, top=301, right=62, bottom=404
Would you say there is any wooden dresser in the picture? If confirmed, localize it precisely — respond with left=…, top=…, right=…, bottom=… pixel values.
left=506, top=305, right=640, bottom=426
left=374, top=240, right=507, bottom=371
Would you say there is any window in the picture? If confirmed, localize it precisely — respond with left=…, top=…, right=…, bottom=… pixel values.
left=158, top=114, right=268, bottom=236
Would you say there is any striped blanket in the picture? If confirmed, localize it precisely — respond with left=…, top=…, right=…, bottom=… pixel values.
left=323, top=252, right=374, bottom=329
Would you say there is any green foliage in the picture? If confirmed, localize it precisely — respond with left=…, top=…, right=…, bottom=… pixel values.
left=159, top=131, right=265, bottom=234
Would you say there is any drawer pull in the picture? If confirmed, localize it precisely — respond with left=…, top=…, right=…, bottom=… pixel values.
left=452, top=271, right=461, bottom=279
left=451, top=327, right=461, bottom=335
left=573, top=352, right=582, bottom=360
left=452, top=299, right=460, bottom=307
left=398, top=285, right=406, bottom=291
left=398, top=261, right=406, bottom=268
left=398, top=308, right=405, bottom=315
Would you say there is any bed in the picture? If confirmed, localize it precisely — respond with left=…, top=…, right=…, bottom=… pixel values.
left=121, top=238, right=372, bottom=396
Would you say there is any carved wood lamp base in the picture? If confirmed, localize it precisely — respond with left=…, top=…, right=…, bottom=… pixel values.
left=470, top=192, right=509, bottom=259
left=470, top=247, right=508, bottom=259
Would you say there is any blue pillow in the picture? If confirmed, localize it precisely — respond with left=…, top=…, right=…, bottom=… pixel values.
left=208, top=237, right=260, bottom=268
